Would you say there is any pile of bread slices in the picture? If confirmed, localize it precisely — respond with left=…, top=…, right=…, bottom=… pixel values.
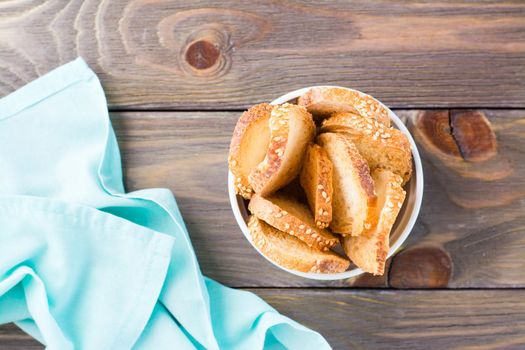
left=228, top=87, right=412, bottom=276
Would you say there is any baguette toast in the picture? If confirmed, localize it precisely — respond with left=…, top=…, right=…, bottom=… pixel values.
left=248, top=216, right=350, bottom=273
left=317, top=133, right=376, bottom=236
left=321, top=112, right=412, bottom=184
left=343, top=169, right=406, bottom=275
left=228, top=103, right=273, bottom=198
left=300, top=144, right=333, bottom=229
left=248, top=193, right=339, bottom=250
left=298, top=87, right=390, bottom=126
left=249, top=103, right=316, bottom=197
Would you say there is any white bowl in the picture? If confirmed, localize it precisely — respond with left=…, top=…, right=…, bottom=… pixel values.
left=228, top=86, right=424, bottom=280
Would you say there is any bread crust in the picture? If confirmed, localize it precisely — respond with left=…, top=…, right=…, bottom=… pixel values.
left=300, top=144, right=333, bottom=229
left=248, top=194, right=339, bottom=250
left=248, top=216, right=350, bottom=273
left=249, top=103, right=316, bottom=196
left=317, top=133, right=376, bottom=237
left=298, top=87, right=390, bottom=126
left=343, top=169, right=406, bottom=275
left=322, top=112, right=413, bottom=184
left=228, top=103, right=273, bottom=198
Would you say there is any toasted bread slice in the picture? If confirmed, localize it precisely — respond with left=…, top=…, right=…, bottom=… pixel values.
left=321, top=112, right=412, bottom=184
left=300, top=144, right=333, bottom=229
left=317, top=133, right=376, bottom=236
left=298, top=87, right=390, bottom=126
left=249, top=103, right=316, bottom=196
left=248, top=193, right=339, bottom=250
left=248, top=216, right=349, bottom=273
left=228, top=103, right=273, bottom=198
left=343, top=169, right=406, bottom=275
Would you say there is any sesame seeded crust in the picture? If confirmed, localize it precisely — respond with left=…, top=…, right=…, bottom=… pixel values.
left=228, top=103, right=273, bottom=198
left=343, top=169, right=406, bottom=276
left=317, top=133, right=377, bottom=237
left=299, top=144, right=333, bottom=229
left=297, top=87, right=390, bottom=126
left=248, top=193, right=339, bottom=250
left=248, top=216, right=350, bottom=273
left=249, top=103, right=316, bottom=197
left=321, top=112, right=413, bottom=184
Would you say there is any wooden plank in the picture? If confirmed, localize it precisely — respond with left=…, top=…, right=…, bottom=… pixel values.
left=0, top=324, right=41, bottom=350
left=110, top=109, right=525, bottom=288
left=2, top=289, right=525, bottom=349
left=0, top=1, right=524, bottom=109
left=398, top=109, right=525, bottom=288
left=255, top=289, right=525, bottom=349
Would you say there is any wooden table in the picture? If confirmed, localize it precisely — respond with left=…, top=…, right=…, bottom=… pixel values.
left=1, top=1, right=524, bottom=349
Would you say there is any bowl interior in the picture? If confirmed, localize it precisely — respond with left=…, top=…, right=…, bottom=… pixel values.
left=228, top=86, right=423, bottom=280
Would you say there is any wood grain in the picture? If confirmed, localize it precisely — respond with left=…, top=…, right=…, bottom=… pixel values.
left=0, top=324, right=41, bottom=350
left=401, top=109, right=525, bottom=288
left=3, top=289, right=525, bottom=349
left=0, top=1, right=524, bottom=109
left=110, top=109, right=525, bottom=288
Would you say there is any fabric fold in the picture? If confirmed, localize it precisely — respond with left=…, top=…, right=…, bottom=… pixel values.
left=0, top=58, right=331, bottom=349
left=0, top=196, right=174, bottom=349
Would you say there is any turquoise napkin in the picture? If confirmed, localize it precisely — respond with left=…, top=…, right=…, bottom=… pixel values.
left=0, top=58, right=331, bottom=350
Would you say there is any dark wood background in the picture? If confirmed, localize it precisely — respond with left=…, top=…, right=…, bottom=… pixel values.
left=1, top=1, right=524, bottom=349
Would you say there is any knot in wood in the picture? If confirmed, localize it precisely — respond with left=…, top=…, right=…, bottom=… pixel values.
left=450, top=110, right=497, bottom=162
left=180, top=27, right=232, bottom=78
left=389, top=245, right=452, bottom=288
left=185, top=40, right=220, bottom=70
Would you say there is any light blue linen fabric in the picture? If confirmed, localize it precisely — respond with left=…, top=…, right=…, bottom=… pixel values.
left=0, top=58, right=331, bottom=350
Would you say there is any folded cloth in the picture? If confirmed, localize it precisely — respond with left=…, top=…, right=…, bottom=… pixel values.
left=0, top=58, right=331, bottom=350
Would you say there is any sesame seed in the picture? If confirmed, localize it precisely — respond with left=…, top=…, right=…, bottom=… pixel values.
left=323, top=247, right=329, bottom=252
left=317, top=184, right=324, bottom=190
left=317, top=237, right=321, bottom=242
left=323, top=211, right=329, bottom=216
left=318, top=208, right=323, bottom=215
left=284, top=223, right=290, bottom=229
left=325, top=197, right=331, bottom=203
left=306, top=229, right=312, bottom=234
left=316, top=221, right=322, bottom=226
left=299, top=224, right=305, bottom=230
left=282, top=211, right=288, bottom=215
left=312, top=233, right=318, bottom=238
left=321, top=191, right=328, bottom=199
left=275, top=212, right=283, bottom=218
left=289, top=230, right=294, bottom=235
